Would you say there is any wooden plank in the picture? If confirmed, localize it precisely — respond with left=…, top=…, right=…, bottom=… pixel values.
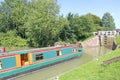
left=28, top=53, right=33, bottom=65
left=103, top=56, right=120, bottom=64
left=16, top=54, right=21, bottom=68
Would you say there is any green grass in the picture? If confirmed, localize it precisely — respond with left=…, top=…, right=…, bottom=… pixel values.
left=116, top=35, right=120, bottom=45
left=80, top=35, right=94, bottom=42
left=60, top=49, right=120, bottom=80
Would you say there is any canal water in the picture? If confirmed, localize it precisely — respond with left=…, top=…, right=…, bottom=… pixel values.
left=13, top=46, right=112, bottom=80
left=84, top=46, right=112, bottom=60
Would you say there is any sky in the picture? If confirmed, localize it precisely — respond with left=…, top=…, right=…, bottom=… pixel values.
left=0, top=0, right=119, bottom=29
left=57, top=0, right=120, bottom=29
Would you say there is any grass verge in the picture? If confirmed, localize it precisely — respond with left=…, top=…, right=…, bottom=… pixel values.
left=116, top=35, right=120, bottom=45
left=60, top=49, right=120, bottom=80
left=79, top=35, right=94, bottom=43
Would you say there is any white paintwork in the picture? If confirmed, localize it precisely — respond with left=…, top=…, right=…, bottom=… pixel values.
left=59, top=51, right=62, bottom=56
left=98, top=31, right=117, bottom=36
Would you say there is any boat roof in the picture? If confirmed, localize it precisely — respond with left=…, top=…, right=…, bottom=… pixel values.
left=0, top=44, right=78, bottom=57
left=0, top=53, right=16, bottom=58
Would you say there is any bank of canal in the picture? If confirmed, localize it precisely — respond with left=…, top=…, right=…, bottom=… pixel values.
left=12, top=46, right=111, bottom=80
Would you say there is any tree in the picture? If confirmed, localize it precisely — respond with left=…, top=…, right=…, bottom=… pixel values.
left=102, top=12, right=116, bottom=30
left=25, top=0, right=60, bottom=47
left=0, top=0, right=28, bottom=38
left=0, top=0, right=62, bottom=47
left=59, top=13, right=102, bottom=42
left=78, top=15, right=94, bottom=38
left=66, top=12, right=76, bottom=42
left=73, top=14, right=95, bottom=40
left=0, top=0, right=111, bottom=48
left=85, top=13, right=103, bottom=31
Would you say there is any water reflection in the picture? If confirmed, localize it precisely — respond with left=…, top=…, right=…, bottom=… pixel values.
left=83, top=46, right=112, bottom=59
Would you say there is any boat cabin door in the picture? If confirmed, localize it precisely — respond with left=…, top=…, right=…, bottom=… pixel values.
left=21, top=54, right=29, bottom=66
left=0, top=60, right=2, bottom=69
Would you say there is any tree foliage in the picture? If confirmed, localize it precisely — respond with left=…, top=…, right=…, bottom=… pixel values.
left=102, top=12, right=116, bottom=30
left=85, top=13, right=103, bottom=31
left=59, top=13, right=103, bottom=42
left=0, top=31, right=28, bottom=47
left=24, top=0, right=61, bottom=47
left=0, top=0, right=116, bottom=48
left=0, top=0, right=28, bottom=37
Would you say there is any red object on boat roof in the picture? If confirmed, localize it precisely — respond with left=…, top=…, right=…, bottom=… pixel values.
left=0, top=47, right=5, bottom=53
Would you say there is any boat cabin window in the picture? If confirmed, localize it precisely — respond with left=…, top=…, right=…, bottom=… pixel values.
left=56, top=50, right=62, bottom=56
left=73, top=48, right=77, bottom=53
left=78, top=49, right=82, bottom=52
left=36, top=54, right=44, bottom=61
left=0, top=60, right=2, bottom=69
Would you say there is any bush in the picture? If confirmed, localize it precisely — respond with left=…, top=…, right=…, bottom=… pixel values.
left=0, top=31, right=28, bottom=47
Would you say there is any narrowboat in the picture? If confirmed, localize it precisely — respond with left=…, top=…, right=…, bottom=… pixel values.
left=0, top=43, right=83, bottom=79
